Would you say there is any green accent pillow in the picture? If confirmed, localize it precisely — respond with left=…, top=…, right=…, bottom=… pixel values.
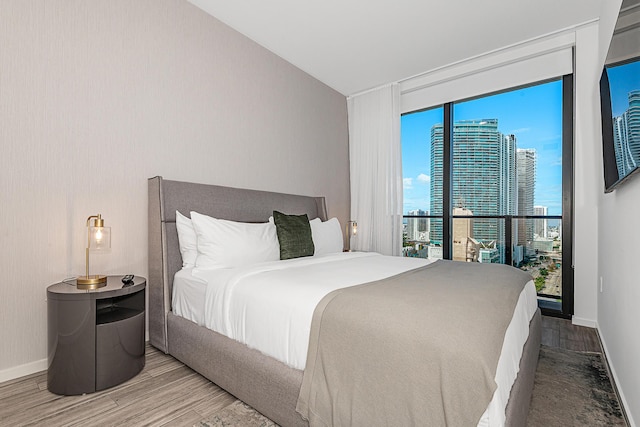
left=273, top=211, right=315, bottom=260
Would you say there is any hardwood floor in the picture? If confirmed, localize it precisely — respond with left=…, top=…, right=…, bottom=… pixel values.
left=540, top=315, right=602, bottom=352
left=0, top=345, right=236, bottom=426
left=0, top=316, right=609, bottom=426
left=535, top=315, right=628, bottom=427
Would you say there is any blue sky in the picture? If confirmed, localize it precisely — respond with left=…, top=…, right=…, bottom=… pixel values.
left=607, top=59, right=640, bottom=117
left=402, top=80, right=564, bottom=216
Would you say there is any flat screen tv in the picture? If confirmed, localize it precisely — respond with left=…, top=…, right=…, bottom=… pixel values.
left=600, top=57, right=640, bottom=193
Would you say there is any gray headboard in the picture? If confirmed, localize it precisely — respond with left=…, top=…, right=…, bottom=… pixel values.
left=148, top=176, right=328, bottom=352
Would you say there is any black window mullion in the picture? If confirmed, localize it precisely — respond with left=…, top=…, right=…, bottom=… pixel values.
left=443, top=103, right=453, bottom=260
left=505, top=215, right=512, bottom=266
left=562, top=73, right=575, bottom=316
left=402, top=76, right=574, bottom=318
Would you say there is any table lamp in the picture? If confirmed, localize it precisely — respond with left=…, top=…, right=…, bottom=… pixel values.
left=345, top=220, right=358, bottom=251
left=77, top=214, right=111, bottom=289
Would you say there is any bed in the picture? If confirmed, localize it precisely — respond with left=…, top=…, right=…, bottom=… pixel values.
left=148, top=176, right=541, bottom=427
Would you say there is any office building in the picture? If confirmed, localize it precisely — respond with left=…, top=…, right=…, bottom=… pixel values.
left=517, top=148, right=536, bottom=246
left=430, top=119, right=517, bottom=246
left=534, top=205, right=548, bottom=239
left=406, top=209, right=429, bottom=242
left=613, top=90, right=640, bottom=177
left=452, top=207, right=474, bottom=261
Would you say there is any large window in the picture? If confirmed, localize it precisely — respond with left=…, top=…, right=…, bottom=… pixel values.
left=401, top=77, right=573, bottom=316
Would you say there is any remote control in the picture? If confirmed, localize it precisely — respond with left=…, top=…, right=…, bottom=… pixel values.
left=121, top=274, right=134, bottom=284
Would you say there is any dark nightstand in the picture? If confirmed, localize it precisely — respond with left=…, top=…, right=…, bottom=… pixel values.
left=47, top=275, right=146, bottom=395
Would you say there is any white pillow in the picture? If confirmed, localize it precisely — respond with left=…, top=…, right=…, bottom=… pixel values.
left=190, top=211, right=280, bottom=269
left=176, top=211, right=198, bottom=268
left=310, top=217, right=344, bottom=255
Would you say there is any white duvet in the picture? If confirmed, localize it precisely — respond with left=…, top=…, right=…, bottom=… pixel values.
left=174, top=252, right=538, bottom=427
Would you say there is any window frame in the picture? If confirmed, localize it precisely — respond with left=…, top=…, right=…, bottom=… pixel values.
left=402, top=74, right=574, bottom=317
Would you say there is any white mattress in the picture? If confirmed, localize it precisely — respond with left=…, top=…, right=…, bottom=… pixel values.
left=173, top=252, right=538, bottom=427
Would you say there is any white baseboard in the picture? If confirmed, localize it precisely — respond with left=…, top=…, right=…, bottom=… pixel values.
left=571, top=316, right=597, bottom=328
left=0, top=337, right=151, bottom=386
left=0, top=358, right=48, bottom=384
left=598, top=328, right=637, bottom=427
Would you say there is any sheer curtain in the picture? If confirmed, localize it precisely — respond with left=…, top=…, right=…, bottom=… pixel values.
left=348, top=83, right=403, bottom=256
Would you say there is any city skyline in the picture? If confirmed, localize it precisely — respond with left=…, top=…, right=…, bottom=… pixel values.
left=606, top=57, right=640, bottom=190
left=608, top=60, right=640, bottom=116
left=612, top=90, right=640, bottom=177
left=402, top=79, right=563, bottom=216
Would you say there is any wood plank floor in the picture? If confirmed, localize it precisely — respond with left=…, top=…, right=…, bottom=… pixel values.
left=540, top=315, right=602, bottom=352
left=0, top=316, right=608, bottom=426
left=0, top=345, right=236, bottom=426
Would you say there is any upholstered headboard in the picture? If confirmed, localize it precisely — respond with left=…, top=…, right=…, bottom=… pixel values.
left=148, top=176, right=328, bottom=352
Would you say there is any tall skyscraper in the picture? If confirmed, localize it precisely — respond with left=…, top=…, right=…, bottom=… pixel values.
left=613, top=115, right=634, bottom=176
left=613, top=90, right=640, bottom=177
left=517, top=148, right=536, bottom=246
left=430, top=119, right=517, bottom=246
left=430, top=124, right=444, bottom=244
left=534, top=205, right=548, bottom=239
left=501, top=134, right=519, bottom=218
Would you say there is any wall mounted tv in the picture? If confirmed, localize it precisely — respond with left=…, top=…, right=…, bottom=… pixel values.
left=599, top=57, right=640, bottom=193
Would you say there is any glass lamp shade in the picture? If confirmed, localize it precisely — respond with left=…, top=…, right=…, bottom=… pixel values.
left=77, top=215, right=111, bottom=289
left=345, top=220, right=358, bottom=251
left=89, top=226, right=111, bottom=251
left=350, top=221, right=358, bottom=236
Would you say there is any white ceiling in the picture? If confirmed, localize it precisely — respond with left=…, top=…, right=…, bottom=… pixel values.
left=189, top=0, right=611, bottom=96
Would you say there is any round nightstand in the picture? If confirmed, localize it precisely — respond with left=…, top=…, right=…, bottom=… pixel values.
left=47, top=275, right=146, bottom=395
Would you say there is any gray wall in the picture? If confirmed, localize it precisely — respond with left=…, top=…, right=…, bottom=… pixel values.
left=598, top=3, right=640, bottom=424
left=0, top=0, right=349, bottom=379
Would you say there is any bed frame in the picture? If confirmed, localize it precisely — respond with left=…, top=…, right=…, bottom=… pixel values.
left=148, top=176, right=541, bottom=427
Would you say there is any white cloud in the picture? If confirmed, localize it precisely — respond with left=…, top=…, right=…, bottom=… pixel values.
left=403, top=197, right=431, bottom=213
left=417, top=173, right=430, bottom=184
left=403, top=178, right=413, bottom=189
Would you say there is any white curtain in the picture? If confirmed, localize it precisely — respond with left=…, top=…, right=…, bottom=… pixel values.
left=348, top=83, right=402, bottom=256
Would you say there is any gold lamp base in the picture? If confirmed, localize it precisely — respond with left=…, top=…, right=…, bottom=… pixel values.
left=76, top=275, right=107, bottom=289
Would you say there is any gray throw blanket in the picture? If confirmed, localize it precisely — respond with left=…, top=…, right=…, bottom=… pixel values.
left=296, top=260, right=532, bottom=427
